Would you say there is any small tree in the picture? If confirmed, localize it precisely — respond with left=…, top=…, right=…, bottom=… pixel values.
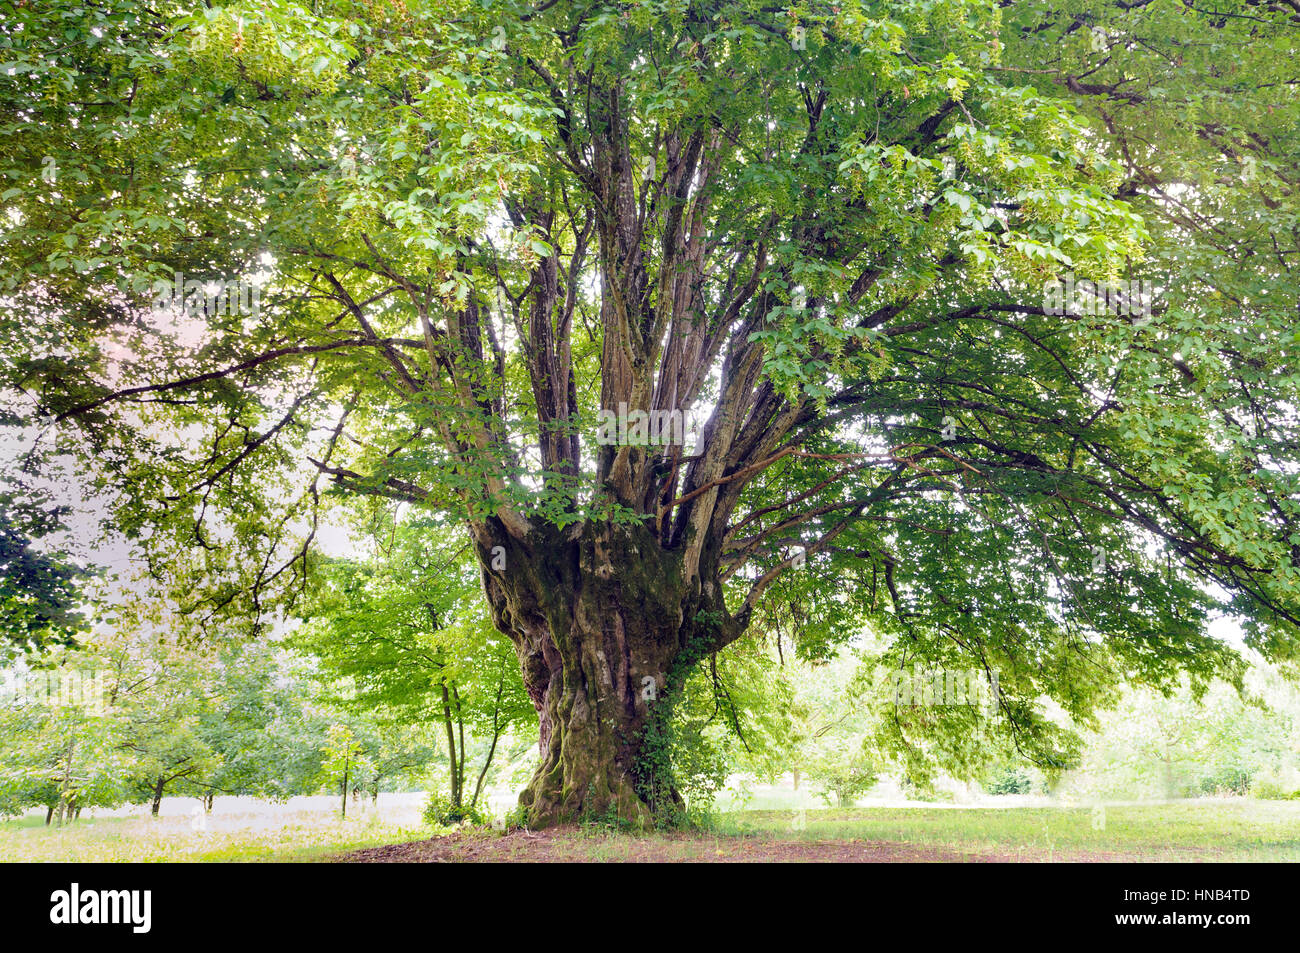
left=294, top=516, right=535, bottom=816
left=320, top=724, right=366, bottom=820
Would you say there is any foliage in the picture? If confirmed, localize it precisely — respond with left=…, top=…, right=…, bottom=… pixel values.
left=984, top=767, right=1035, bottom=797
left=291, top=513, right=536, bottom=809
left=1, top=0, right=1298, bottom=822
left=0, top=672, right=126, bottom=822
left=421, top=790, right=490, bottom=828
left=0, top=607, right=422, bottom=819
left=1251, top=769, right=1300, bottom=801
left=1060, top=659, right=1300, bottom=800
left=0, top=470, right=91, bottom=659
left=806, top=739, right=879, bottom=809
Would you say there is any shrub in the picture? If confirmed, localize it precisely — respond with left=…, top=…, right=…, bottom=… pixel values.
left=421, top=791, right=489, bottom=827
left=985, top=767, right=1035, bottom=796
left=1196, top=767, right=1252, bottom=797
left=1252, top=768, right=1300, bottom=801
left=810, top=762, right=878, bottom=808
left=499, top=804, right=529, bottom=831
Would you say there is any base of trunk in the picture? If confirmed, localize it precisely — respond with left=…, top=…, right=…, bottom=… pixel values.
left=520, top=763, right=652, bottom=828
left=478, top=519, right=728, bottom=829
left=516, top=657, right=666, bottom=829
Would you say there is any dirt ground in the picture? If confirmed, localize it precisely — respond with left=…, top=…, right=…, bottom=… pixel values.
left=336, top=827, right=1154, bottom=863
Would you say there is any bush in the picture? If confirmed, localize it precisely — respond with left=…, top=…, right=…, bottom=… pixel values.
left=499, top=804, right=529, bottom=831
left=1196, top=767, right=1252, bottom=797
left=803, top=735, right=878, bottom=808
left=985, top=767, right=1034, bottom=796
left=421, top=791, right=489, bottom=827
left=1252, top=768, right=1300, bottom=801
left=810, top=763, right=878, bottom=808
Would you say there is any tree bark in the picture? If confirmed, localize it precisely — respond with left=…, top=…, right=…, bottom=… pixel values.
left=57, top=738, right=77, bottom=827
left=438, top=680, right=461, bottom=807
left=477, top=517, right=729, bottom=827
left=151, top=778, right=165, bottom=816
left=341, top=753, right=349, bottom=819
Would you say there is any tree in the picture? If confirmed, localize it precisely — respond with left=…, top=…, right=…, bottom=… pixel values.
left=1065, top=659, right=1300, bottom=801
left=351, top=721, right=440, bottom=805
left=320, top=723, right=366, bottom=819
left=0, top=664, right=126, bottom=825
left=103, top=632, right=224, bottom=816
left=0, top=469, right=91, bottom=659
left=4, top=0, right=1298, bottom=826
left=780, top=652, right=879, bottom=807
left=293, top=514, right=534, bottom=814
left=193, top=640, right=329, bottom=808
left=1, top=617, right=351, bottom=820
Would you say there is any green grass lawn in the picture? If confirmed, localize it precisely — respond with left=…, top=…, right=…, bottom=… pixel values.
left=4, top=800, right=1298, bottom=862
left=0, top=812, right=431, bottom=863
left=714, top=801, right=1300, bottom=861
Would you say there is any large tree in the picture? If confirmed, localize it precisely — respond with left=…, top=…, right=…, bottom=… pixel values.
left=2, top=0, right=1297, bottom=825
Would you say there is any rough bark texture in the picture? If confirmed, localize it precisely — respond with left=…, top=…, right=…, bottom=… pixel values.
left=475, top=518, right=723, bottom=826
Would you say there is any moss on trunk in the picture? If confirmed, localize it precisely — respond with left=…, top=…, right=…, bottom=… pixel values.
left=476, top=517, right=723, bottom=827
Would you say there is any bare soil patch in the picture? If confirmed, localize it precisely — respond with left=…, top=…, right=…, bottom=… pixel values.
left=335, top=827, right=1163, bottom=862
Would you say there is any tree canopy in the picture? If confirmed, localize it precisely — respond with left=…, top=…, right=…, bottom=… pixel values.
left=2, top=0, right=1297, bottom=825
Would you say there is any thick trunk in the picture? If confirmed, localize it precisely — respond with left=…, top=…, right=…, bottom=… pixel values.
left=478, top=518, right=728, bottom=827
left=151, top=778, right=165, bottom=816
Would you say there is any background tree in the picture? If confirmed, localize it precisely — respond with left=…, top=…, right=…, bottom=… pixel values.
left=0, top=663, right=125, bottom=825
left=293, top=513, right=535, bottom=814
left=1063, top=660, right=1300, bottom=801
left=0, top=464, right=91, bottom=660
left=781, top=653, right=880, bottom=807
left=192, top=641, right=329, bottom=810
left=103, top=631, right=224, bottom=816
left=320, top=723, right=366, bottom=819
left=348, top=720, right=440, bottom=805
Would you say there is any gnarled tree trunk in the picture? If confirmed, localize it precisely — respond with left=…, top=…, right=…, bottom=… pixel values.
left=476, top=518, right=727, bottom=827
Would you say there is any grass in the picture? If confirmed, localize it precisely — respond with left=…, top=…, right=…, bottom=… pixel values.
left=5, top=799, right=1298, bottom=862
left=0, top=812, right=431, bottom=863
left=713, top=801, right=1300, bottom=861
